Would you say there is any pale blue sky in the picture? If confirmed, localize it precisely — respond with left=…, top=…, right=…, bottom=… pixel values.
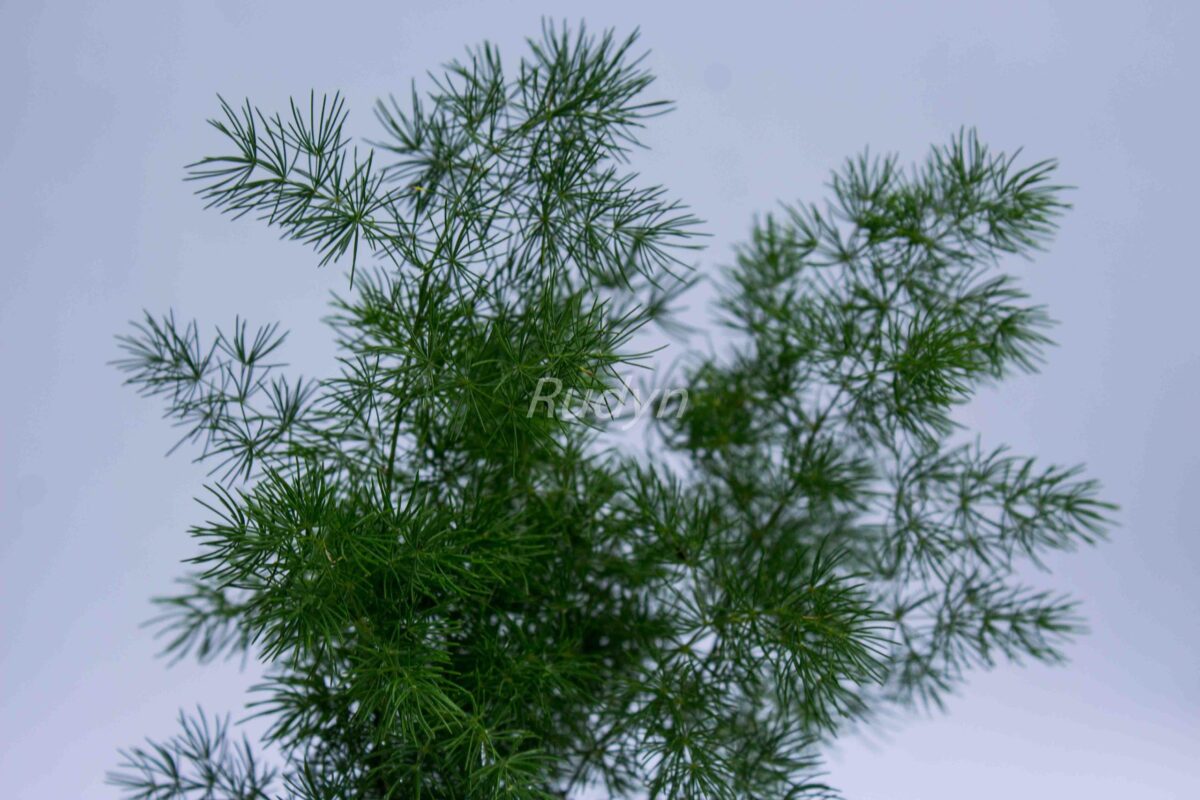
left=2, top=1, right=1197, bottom=797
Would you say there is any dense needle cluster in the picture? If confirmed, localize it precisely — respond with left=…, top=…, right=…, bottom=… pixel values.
left=110, top=22, right=1113, bottom=799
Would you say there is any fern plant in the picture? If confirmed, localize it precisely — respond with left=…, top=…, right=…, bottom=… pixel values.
left=110, top=22, right=1113, bottom=799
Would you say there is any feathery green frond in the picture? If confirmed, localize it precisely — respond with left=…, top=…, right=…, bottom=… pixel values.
left=112, top=22, right=1111, bottom=800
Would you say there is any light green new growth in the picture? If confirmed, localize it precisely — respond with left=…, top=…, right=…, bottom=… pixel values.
left=110, top=21, right=1113, bottom=799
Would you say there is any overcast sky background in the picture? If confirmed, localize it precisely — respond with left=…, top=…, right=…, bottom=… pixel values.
left=2, top=1, right=1197, bottom=797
